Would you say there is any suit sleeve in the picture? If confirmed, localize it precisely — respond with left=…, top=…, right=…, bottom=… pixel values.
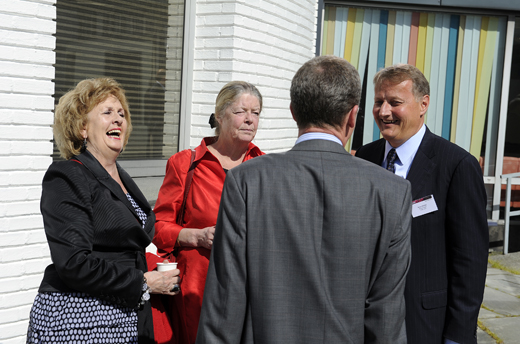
left=365, top=180, right=412, bottom=344
left=153, top=150, right=190, bottom=253
left=443, top=155, right=488, bottom=343
left=196, top=171, right=248, bottom=344
left=41, top=163, right=143, bottom=307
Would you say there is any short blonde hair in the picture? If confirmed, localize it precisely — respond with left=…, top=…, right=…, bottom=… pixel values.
left=53, top=78, right=132, bottom=159
left=214, top=81, right=262, bottom=136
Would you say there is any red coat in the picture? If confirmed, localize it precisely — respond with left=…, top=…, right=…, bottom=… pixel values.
left=153, top=137, right=264, bottom=343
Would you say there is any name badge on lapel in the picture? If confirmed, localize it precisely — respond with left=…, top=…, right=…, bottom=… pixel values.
left=412, top=194, right=438, bottom=218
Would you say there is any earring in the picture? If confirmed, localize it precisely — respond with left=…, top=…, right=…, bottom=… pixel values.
left=81, top=138, right=87, bottom=152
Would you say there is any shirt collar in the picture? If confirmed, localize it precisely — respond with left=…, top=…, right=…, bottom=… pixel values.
left=198, top=136, right=262, bottom=161
left=384, top=124, right=426, bottom=177
left=295, top=132, right=343, bottom=146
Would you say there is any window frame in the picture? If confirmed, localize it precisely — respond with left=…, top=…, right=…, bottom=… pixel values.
left=121, top=0, right=195, bottom=204
left=52, top=0, right=193, bottom=204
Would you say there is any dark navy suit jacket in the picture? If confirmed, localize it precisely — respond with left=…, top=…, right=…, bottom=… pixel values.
left=356, top=127, right=488, bottom=344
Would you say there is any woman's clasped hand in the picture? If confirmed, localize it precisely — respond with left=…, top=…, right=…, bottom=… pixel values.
left=177, top=226, right=216, bottom=250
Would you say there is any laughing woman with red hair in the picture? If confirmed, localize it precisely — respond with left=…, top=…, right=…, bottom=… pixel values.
left=26, top=78, right=180, bottom=344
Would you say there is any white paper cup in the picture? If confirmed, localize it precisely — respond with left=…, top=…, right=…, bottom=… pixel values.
left=156, top=262, right=178, bottom=272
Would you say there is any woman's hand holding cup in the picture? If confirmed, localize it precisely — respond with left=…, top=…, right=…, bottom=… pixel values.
left=144, top=260, right=180, bottom=295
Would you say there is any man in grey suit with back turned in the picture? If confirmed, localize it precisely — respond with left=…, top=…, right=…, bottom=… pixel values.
left=196, top=55, right=413, bottom=344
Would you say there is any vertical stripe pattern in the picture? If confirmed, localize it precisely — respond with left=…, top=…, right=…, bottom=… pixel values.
left=320, top=5, right=506, bottom=166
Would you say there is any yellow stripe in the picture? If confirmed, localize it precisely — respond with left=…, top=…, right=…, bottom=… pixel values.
left=470, top=17, right=498, bottom=158
left=423, top=13, right=435, bottom=81
left=450, top=15, right=465, bottom=142
left=326, top=6, right=337, bottom=55
left=322, top=6, right=329, bottom=54
left=474, top=17, right=488, bottom=97
left=351, top=8, right=365, bottom=69
left=416, top=13, right=428, bottom=72
left=344, top=8, right=356, bottom=61
left=385, top=10, right=396, bottom=67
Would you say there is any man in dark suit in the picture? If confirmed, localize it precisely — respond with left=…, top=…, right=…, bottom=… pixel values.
left=356, top=64, right=489, bottom=344
left=196, top=55, right=413, bottom=343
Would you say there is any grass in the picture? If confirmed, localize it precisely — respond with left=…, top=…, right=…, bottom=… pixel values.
left=478, top=320, right=504, bottom=344
left=488, top=256, right=520, bottom=275
left=481, top=304, right=497, bottom=314
left=479, top=254, right=520, bottom=342
left=481, top=302, right=520, bottom=318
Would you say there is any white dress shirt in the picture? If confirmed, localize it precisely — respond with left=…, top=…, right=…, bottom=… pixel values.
left=295, top=132, right=343, bottom=146
left=383, top=124, right=426, bottom=178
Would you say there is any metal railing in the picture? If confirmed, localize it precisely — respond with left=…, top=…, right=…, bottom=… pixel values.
left=501, top=172, right=520, bottom=254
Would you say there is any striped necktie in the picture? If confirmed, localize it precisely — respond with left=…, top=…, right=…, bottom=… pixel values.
left=386, top=148, right=398, bottom=173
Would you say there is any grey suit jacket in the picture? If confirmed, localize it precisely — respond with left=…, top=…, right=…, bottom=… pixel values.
left=196, top=139, right=412, bottom=344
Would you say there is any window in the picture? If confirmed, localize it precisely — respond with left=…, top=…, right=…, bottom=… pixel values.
left=53, top=0, right=185, bottom=161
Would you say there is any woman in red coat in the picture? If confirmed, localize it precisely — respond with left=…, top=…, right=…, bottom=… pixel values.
left=153, top=81, right=265, bottom=343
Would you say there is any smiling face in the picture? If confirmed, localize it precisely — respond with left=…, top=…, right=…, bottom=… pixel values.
left=217, top=93, right=260, bottom=144
left=81, top=95, right=127, bottom=163
left=373, top=79, right=429, bottom=148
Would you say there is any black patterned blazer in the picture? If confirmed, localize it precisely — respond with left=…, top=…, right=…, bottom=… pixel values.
left=37, top=150, right=155, bottom=341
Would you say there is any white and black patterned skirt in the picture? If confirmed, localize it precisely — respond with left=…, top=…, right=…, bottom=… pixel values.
left=26, top=292, right=138, bottom=343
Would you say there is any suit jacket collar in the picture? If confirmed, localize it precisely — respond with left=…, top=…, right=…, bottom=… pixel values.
left=74, top=150, right=154, bottom=235
left=360, top=139, right=386, bottom=165
left=359, top=127, right=436, bottom=200
left=406, top=127, right=436, bottom=199
left=291, top=138, right=351, bottom=156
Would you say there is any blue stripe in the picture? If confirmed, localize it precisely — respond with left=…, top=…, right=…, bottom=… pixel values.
left=364, top=9, right=380, bottom=144
left=374, top=11, right=388, bottom=142
left=377, top=10, right=388, bottom=71
left=442, top=15, right=460, bottom=139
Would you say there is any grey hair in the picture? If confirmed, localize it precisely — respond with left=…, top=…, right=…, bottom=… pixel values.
left=214, top=81, right=263, bottom=136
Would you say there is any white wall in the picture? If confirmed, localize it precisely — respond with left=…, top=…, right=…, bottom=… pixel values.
left=0, top=0, right=56, bottom=342
left=189, top=0, right=319, bottom=152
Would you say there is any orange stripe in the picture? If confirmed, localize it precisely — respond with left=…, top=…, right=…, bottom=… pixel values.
left=408, top=12, right=420, bottom=66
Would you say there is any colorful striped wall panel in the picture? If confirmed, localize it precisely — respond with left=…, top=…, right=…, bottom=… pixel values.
left=321, top=5, right=506, bottom=160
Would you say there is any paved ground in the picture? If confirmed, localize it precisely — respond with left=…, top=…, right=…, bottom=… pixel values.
left=477, top=252, right=520, bottom=343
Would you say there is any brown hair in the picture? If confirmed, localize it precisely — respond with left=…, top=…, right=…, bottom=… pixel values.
left=290, top=55, right=361, bottom=130
left=53, top=78, right=132, bottom=159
